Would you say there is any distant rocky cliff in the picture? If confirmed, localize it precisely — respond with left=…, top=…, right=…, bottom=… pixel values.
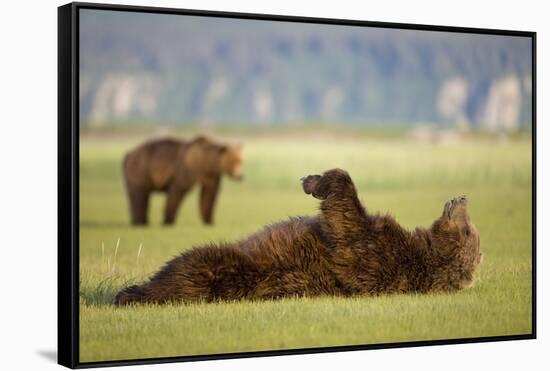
left=80, top=10, right=533, bottom=130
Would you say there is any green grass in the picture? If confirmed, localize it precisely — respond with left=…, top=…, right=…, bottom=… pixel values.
left=79, top=131, right=532, bottom=362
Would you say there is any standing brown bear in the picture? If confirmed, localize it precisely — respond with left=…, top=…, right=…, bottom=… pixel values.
left=115, top=169, right=482, bottom=305
left=123, top=136, right=243, bottom=226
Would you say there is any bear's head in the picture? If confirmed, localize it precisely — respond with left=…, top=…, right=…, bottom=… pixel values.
left=187, top=136, right=244, bottom=181
left=220, top=143, right=244, bottom=180
left=431, top=195, right=482, bottom=289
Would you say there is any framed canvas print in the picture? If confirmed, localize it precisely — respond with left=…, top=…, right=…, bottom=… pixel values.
left=58, top=2, right=536, bottom=368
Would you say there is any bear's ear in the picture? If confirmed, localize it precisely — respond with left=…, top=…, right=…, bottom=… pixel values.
left=225, top=142, right=243, bottom=153
left=217, top=143, right=243, bottom=155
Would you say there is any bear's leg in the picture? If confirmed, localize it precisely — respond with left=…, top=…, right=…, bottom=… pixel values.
left=200, top=175, right=221, bottom=225
left=301, top=169, right=368, bottom=245
left=164, top=186, right=188, bottom=225
left=114, top=285, right=145, bottom=305
left=128, top=187, right=150, bottom=225
left=114, top=244, right=260, bottom=305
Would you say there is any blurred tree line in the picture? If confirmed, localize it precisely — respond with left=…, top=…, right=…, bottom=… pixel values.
left=80, top=10, right=532, bottom=130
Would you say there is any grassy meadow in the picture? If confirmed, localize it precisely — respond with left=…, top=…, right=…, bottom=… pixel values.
left=79, top=128, right=533, bottom=363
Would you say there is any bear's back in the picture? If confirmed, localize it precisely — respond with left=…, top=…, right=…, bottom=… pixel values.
left=124, top=138, right=188, bottom=189
left=148, top=139, right=188, bottom=189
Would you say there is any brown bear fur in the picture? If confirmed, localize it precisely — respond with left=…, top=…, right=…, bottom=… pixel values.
left=123, top=136, right=243, bottom=226
left=115, top=169, right=481, bottom=305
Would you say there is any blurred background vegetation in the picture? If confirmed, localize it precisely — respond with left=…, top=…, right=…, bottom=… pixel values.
left=80, top=10, right=532, bottom=132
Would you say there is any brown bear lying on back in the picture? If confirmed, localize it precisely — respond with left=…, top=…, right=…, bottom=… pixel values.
left=115, top=169, right=482, bottom=305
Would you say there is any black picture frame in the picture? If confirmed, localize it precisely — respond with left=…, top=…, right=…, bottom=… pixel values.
left=58, top=2, right=537, bottom=368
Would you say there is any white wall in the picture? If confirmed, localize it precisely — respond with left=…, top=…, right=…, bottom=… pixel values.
left=0, top=1, right=545, bottom=370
